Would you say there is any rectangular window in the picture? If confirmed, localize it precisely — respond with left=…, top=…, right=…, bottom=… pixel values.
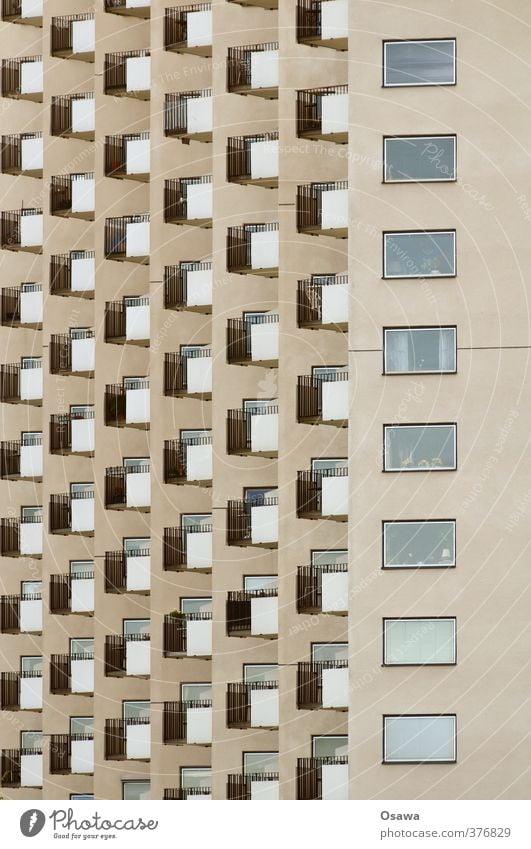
left=384, top=231, right=456, bottom=278
left=384, top=136, right=456, bottom=182
left=383, top=520, right=455, bottom=568
left=122, top=780, right=150, bottom=800
left=243, top=752, right=278, bottom=774
left=384, top=715, right=456, bottom=763
left=384, top=424, right=456, bottom=471
left=383, top=40, right=456, bottom=87
left=384, top=327, right=456, bottom=373
left=384, top=618, right=456, bottom=665
left=312, top=736, right=348, bottom=758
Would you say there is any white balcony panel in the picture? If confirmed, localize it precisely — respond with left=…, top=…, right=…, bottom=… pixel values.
left=71, top=498, right=94, bottom=533
left=21, top=0, right=43, bottom=18
left=126, top=471, right=150, bottom=509
left=71, top=177, right=95, bottom=214
left=71, top=256, right=95, bottom=291
left=186, top=531, right=212, bottom=569
left=126, top=387, right=150, bottom=424
left=126, top=304, right=149, bottom=340
left=20, top=60, right=42, bottom=95
left=321, top=93, right=348, bottom=135
left=72, top=97, right=95, bottom=134
left=72, top=19, right=95, bottom=54
left=187, top=96, right=212, bottom=134
left=126, top=55, right=150, bottom=92
left=186, top=443, right=212, bottom=482
left=250, top=139, right=278, bottom=179
left=126, top=221, right=149, bottom=257
left=20, top=366, right=42, bottom=401
left=71, top=578, right=94, bottom=613
left=126, top=722, right=151, bottom=759
left=187, top=356, right=212, bottom=394
left=322, top=380, right=348, bottom=422
left=250, top=49, right=278, bottom=89
left=20, top=676, right=42, bottom=709
left=250, top=229, right=278, bottom=270
left=21, top=753, right=42, bottom=787
left=20, top=598, right=42, bottom=632
left=322, top=666, right=348, bottom=709
left=251, top=596, right=278, bottom=636
left=187, top=10, right=212, bottom=47
left=250, top=688, right=279, bottom=728
left=188, top=793, right=211, bottom=801
left=322, top=570, right=348, bottom=613
left=251, top=503, right=278, bottom=545
left=187, top=182, right=212, bottom=220
left=126, top=639, right=151, bottom=676
left=126, top=137, right=150, bottom=174
left=250, top=780, right=279, bottom=801
left=186, top=619, right=212, bottom=657
left=321, top=188, right=348, bottom=230
left=186, top=269, right=212, bottom=307
left=321, top=0, right=348, bottom=40
left=20, top=521, right=42, bottom=555
left=126, top=556, right=150, bottom=592
left=322, top=475, right=348, bottom=517
left=21, top=136, right=43, bottom=171
left=127, top=0, right=148, bottom=6
left=71, top=739, right=94, bottom=774
left=71, top=418, right=94, bottom=453
left=20, top=289, right=42, bottom=324
left=187, top=706, right=212, bottom=744
left=71, top=658, right=94, bottom=694
left=322, top=281, right=348, bottom=324
left=250, top=321, right=279, bottom=362
left=251, top=413, right=278, bottom=454
left=20, top=444, right=42, bottom=478
left=322, top=763, right=348, bottom=800
left=20, top=213, right=42, bottom=247
left=71, top=337, right=95, bottom=372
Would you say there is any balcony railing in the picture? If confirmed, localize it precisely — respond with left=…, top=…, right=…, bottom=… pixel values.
left=1, top=515, right=42, bottom=557
left=2, top=0, right=43, bottom=24
left=296, top=0, right=348, bottom=50
left=226, top=681, right=278, bottom=727
left=163, top=524, right=213, bottom=572
left=164, top=4, right=212, bottom=57
left=50, top=173, right=95, bottom=219
left=1, top=133, right=42, bottom=176
left=50, top=654, right=73, bottom=694
left=0, top=595, right=19, bottom=633
left=1, top=283, right=42, bottom=328
left=163, top=436, right=212, bottom=486
left=163, top=349, right=212, bottom=399
left=164, top=786, right=211, bottom=800
left=227, top=42, right=279, bottom=98
left=49, top=569, right=94, bottom=615
left=164, top=90, right=212, bottom=141
left=297, top=562, right=348, bottom=614
left=104, top=717, right=150, bottom=760
left=104, top=297, right=149, bottom=343
left=297, top=274, right=348, bottom=330
left=297, top=85, right=348, bottom=142
left=163, top=612, right=212, bottom=657
left=104, top=50, right=150, bottom=99
left=1, top=56, right=42, bottom=100
left=297, top=660, right=348, bottom=709
left=296, top=467, right=348, bottom=519
left=104, top=634, right=150, bottom=676
left=104, top=548, right=150, bottom=594
left=226, top=314, right=279, bottom=365
left=0, top=670, right=43, bottom=710
left=1, top=748, right=42, bottom=788
left=104, top=464, right=150, bottom=511
left=227, top=405, right=278, bottom=456
left=297, top=756, right=348, bottom=799
left=227, top=223, right=279, bottom=276
left=50, top=733, right=94, bottom=775
left=49, top=491, right=94, bottom=535
left=0, top=362, right=41, bottom=405
left=0, top=435, right=42, bottom=480
left=163, top=700, right=212, bottom=744
left=105, top=214, right=150, bottom=262
left=50, top=251, right=95, bottom=297
left=227, top=772, right=279, bottom=800
left=50, top=409, right=95, bottom=455
left=104, top=380, right=149, bottom=428
left=51, top=93, right=95, bottom=140
left=226, top=588, right=278, bottom=636
left=50, top=331, right=95, bottom=375
left=0, top=208, right=42, bottom=252
left=297, top=181, right=348, bottom=237
left=0, top=590, right=41, bottom=635
left=51, top=14, right=95, bottom=61
left=0, top=673, right=19, bottom=709
left=105, top=133, right=150, bottom=181
left=164, top=177, right=212, bottom=227
left=227, top=497, right=278, bottom=548
left=105, top=0, right=151, bottom=18
left=164, top=262, right=212, bottom=313
left=227, top=132, right=278, bottom=187
left=297, top=372, right=348, bottom=425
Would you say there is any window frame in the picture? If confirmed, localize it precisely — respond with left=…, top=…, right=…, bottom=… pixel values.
left=383, top=230, right=457, bottom=279
left=383, top=714, right=457, bottom=764
left=383, top=326, right=457, bottom=375
left=383, top=134, right=457, bottom=183
left=382, top=39, right=457, bottom=88
left=382, top=519, right=456, bottom=570
left=383, top=617, right=457, bottom=666
left=121, top=780, right=150, bottom=801
left=383, top=423, right=457, bottom=472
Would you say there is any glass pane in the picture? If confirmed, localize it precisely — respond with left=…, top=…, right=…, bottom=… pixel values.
left=123, top=619, right=150, bottom=635
left=70, top=560, right=94, bottom=576
left=123, top=700, right=150, bottom=719
left=384, top=425, right=456, bottom=471
left=123, top=377, right=146, bottom=388
left=385, top=136, right=455, bottom=181
left=385, top=328, right=456, bottom=373
left=244, top=575, right=278, bottom=591
left=21, top=656, right=42, bottom=673
left=21, top=506, right=42, bottom=519
left=71, top=794, right=94, bottom=800
left=243, top=752, right=278, bottom=774
left=312, top=736, right=348, bottom=758
left=181, top=768, right=211, bottom=788
left=384, top=40, right=455, bottom=86
left=70, top=716, right=93, bottom=735
left=312, top=643, right=348, bottom=662
left=384, top=232, right=455, bottom=278
left=181, top=683, right=212, bottom=701
left=181, top=598, right=211, bottom=614
left=243, top=399, right=274, bottom=412
left=245, top=487, right=276, bottom=504
left=384, top=619, right=456, bottom=664
left=384, top=716, right=456, bottom=762
left=244, top=665, right=278, bottom=683
left=124, top=457, right=149, bottom=468
left=181, top=429, right=210, bottom=443
left=384, top=521, right=455, bottom=568
left=70, top=638, right=93, bottom=656
left=70, top=482, right=94, bottom=494
left=312, top=366, right=347, bottom=378
left=124, top=538, right=150, bottom=552
left=21, top=731, right=42, bottom=750
left=311, top=458, right=347, bottom=472
left=21, top=581, right=41, bottom=597
left=182, top=513, right=211, bottom=528
left=123, top=781, right=150, bottom=800
left=312, top=550, right=348, bottom=566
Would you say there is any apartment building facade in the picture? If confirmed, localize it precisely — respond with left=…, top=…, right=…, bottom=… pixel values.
left=0, top=0, right=528, bottom=801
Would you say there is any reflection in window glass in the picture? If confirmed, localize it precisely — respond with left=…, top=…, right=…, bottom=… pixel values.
left=384, top=618, right=456, bottom=665
left=384, top=425, right=456, bottom=471
left=383, top=521, right=455, bottom=568
left=122, top=780, right=150, bottom=800
left=243, top=752, right=278, bottom=774
left=384, top=231, right=455, bottom=278
left=312, top=736, right=348, bottom=758
left=385, top=328, right=456, bottom=373
left=385, top=136, right=456, bottom=182
left=384, top=715, right=456, bottom=763
left=384, top=40, right=456, bottom=86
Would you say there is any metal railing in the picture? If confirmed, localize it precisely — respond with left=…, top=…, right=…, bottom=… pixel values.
left=297, top=274, right=348, bottom=327
left=0, top=672, right=20, bottom=709
left=163, top=612, right=211, bottom=656
left=297, top=371, right=347, bottom=422
left=227, top=404, right=278, bottom=454
left=297, top=562, right=348, bottom=612
left=227, top=772, right=279, bottom=800
left=2, top=56, right=41, bottom=98
left=50, top=654, right=71, bottom=694
left=51, top=13, right=94, bottom=56
left=0, top=595, right=20, bottom=633
left=0, top=517, right=20, bottom=555
left=226, top=588, right=278, bottom=635
left=226, top=222, right=278, bottom=272
left=104, top=717, right=150, bottom=760
left=104, top=466, right=127, bottom=508
left=105, top=214, right=149, bottom=259
left=297, top=756, right=348, bottom=799
left=164, top=261, right=212, bottom=309
left=226, top=681, right=277, bottom=727
left=227, top=132, right=278, bottom=182
left=164, top=4, right=211, bottom=52
left=0, top=286, right=20, bottom=324
left=163, top=699, right=211, bottom=744
left=104, top=49, right=150, bottom=95
left=1, top=133, right=42, bottom=173
left=297, top=660, right=348, bottom=708
left=50, top=251, right=93, bottom=295
left=227, top=42, right=278, bottom=92
left=297, top=181, right=347, bottom=232
left=164, top=90, right=211, bottom=137
left=164, top=436, right=212, bottom=484
left=105, top=132, right=149, bottom=177
left=104, top=551, right=126, bottom=593
left=296, top=85, right=347, bottom=137
left=164, top=176, right=212, bottom=223
left=105, top=633, right=149, bottom=676
left=51, top=93, right=94, bottom=137
left=1, top=208, right=41, bottom=249
left=296, top=466, right=347, bottom=516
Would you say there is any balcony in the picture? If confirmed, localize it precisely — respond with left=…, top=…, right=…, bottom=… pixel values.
left=51, top=14, right=95, bottom=62
left=227, top=42, right=278, bottom=98
left=50, top=410, right=95, bottom=455
left=164, top=4, right=212, bottom=57
left=227, top=223, right=279, bottom=276
left=2, top=0, right=43, bottom=25
left=163, top=612, right=212, bottom=658
left=50, top=330, right=95, bottom=376
left=226, top=589, right=278, bottom=638
left=0, top=359, right=42, bottom=405
left=105, top=0, right=151, bottom=18
left=164, top=775, right=211, bottom=800
left=1, top=55, right=42, bottom=101
left=0, top=671, right=42, bottom=710
left=105, top=718, right=151, bottom=761
left=50, top=734, right=94, bottom=775
left=164, top=176, right=212, bottom=227
left=50, top=653, right=94, bottom=695
left=297, top=466, right=348, bottom=520
left=227, top=314, right=279, bottom=366
left=297, top=274, right=348, bottom=330
left=0, top=208, right=42, bottom=252
left=104, top=634, right=151, bottom=677
left=0, top=513, right=42, bottom=557
left=297, top=563, right=348, bottom=615
left=297, top=85, right=348, bottom=143
left=164, top=262, right=212, bottom=313
left=104, top=50, right=151, bottom=99
left=49, top=570, right=95, bottom=616
left=104, top=548, right=150, bottom=594
left=105, top=297, right=150, bottom=344
left=51, top=93, right=95, bottom=140
left=1, top=748, right=42, bottom=788
left=297, top=660, right=348, bottom=710
left=227, top=772, right=279, bottom=801
left=50, top=173, right=95, bottom=220
left=297, top=370, right=348, bottom=426
left=296, top=0, right=347, bottom=51
left=227, top=682, right=279, bottom=728
left=164, top=90, right=212, bottom=142
left=49, top=490, right=95, bottom=536
left=105, top=133, right=150, bottom=181
left=1, top=133, right=42, bottom=176
left=0, top=434, right=42, bottom=481
left=105, top=380, right=150, bottom=428
left=227, top=132, right=278, bottom=188
left=164, top=435, right=212, bottom=486
left=163, top=700, right=212, bottom=745
left=297, top=756, right=348, bottom=800
left=105, top=215, right=149, bottom=263
left=227, top=495, right=279, bottom=548
left=51, top=252, right=95, bottom=298
left=163, top=523, right=212, bottom=572
left=164, top=349, right=212, bottom=399
left=1, top=284, right=42, bottom=327
left=105, top=464, right=151, bottom=512
left=297, top=181, right=348, bottom=238
left=0, top=589, right=42, bottom=634
left=227, top=404, right=278, bottom=457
